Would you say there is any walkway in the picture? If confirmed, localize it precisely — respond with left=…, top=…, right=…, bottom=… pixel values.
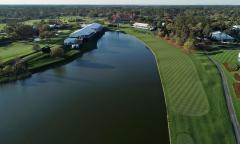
left=206, top=53, right=240, bottom=144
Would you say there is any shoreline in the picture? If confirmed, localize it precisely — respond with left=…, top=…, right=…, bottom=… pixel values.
left=123, top=31, right=172, bottom=144
left=0, top=30, right=105, bottom=84
left=118, top=27, right=236, bottom=144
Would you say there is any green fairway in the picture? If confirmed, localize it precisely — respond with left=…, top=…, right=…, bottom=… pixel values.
left=211, top=49, right=240, bottom=122
left=0, top=42, right=34, bottom=62
left=120, top=27, right=235, bottom=144
left=213, top=50, right=239, bottom=64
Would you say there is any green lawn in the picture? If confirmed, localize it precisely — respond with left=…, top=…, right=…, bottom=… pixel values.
left=23, top=19, right=42, bottom=25
left=211, top=49, right=240, bottom=122
left=0, top=42, right=35, bottom=62
left=120, top=27, right=235, bottom=144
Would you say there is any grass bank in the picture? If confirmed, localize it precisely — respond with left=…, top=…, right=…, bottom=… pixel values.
left=120, top=27, right=235, bottom=144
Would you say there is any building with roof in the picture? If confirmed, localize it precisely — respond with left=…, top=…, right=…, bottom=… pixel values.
left=64, top=23, right=103, bottom=48
left=111, top=13, right=135, bottom=24
left=210, top=31, right=235, bottom=42
left=233, top=25, right=240, bottom=30
left=133, top=22, right=151, bottom=30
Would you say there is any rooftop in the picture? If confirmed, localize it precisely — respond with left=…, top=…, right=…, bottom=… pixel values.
left=69, top=23, right=103, bottom=38
left=211, top=31, right=234, bottom=40
left=133, top=22, right=149, bottom=27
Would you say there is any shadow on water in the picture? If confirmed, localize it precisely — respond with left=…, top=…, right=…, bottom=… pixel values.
left=52, top=66, right=66, bottom=75
left=19, top=72, right=91, bottom=87
left=74, top=59, right=115, bottom=69
left=96, top=49, right=119, bottom=54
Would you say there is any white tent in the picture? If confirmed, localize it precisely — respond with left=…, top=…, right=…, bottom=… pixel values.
left=133, top=22, right=150, bottom=30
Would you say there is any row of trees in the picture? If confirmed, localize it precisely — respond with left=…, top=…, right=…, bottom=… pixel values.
left=3, top=19, right=59, bottom=40
left=5, top=24, right=36, bottom=40
left=158, top=12, right=211, bottom=49
left=0, top=59, right=27, bottom=76
left=0, top=6, right=239, bottom=23
left=1, top=6, right=240, bottom=49
left=156, top=8, right=240, bottom=50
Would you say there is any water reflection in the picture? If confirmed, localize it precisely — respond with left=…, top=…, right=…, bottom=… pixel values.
left=75, top=60, right=115, bottom=69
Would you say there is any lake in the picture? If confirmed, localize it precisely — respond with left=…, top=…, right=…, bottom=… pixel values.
left=0, top=32, right=169, bottom=144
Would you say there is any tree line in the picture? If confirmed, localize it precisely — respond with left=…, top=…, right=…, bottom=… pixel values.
left=0, top=5, right=240, bottom=49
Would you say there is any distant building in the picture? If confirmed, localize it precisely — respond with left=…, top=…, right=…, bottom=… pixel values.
left=210, top=31, right=235, bottom=42
left=133, top=22, right=151, bottom=30
left=64, top=23, right=103, bottom=48
left=49, top=24, right=62, bottom=29
left=233, top=25, right=240, bottom=30
left=112, top=13, right=135, bottom=23
left=34, top=37, right=41, bottom=42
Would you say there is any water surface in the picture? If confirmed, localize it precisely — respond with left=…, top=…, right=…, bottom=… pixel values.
left=0, top=32, right=169, bottom=144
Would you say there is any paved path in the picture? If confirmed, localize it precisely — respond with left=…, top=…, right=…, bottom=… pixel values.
left=206, top=53, right=240, bottom=144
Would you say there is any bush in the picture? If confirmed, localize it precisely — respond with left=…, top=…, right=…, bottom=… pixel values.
left=169, top=32, right=175, bottom=38
left=175, top=37, right=184, bottom=46
left=32, top=44, right=41, bottom=51
left=157, top=31, right=165, bottom=37
left=184, top=38, right=195, bottom=50
left=3, top=65, right=14, bottom=74
left=164, top=35, right=170, bottom=40
left=0, top=68, right=3, bottom=75
left=171, top=35, right=178, bottom=43
left=50, top=47, right=64, bottom=57
left=40, top=31, right=54, bottom=39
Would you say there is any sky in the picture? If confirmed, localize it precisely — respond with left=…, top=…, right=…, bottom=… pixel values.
left=0, top=0, right=240, bottom=5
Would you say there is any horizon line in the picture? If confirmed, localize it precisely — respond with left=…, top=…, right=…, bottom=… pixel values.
left=0, top=4, right=239, bottom=6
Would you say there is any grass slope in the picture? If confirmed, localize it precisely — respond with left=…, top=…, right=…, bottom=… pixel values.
left=0, top=41, right=34, bottom=62
left=120, top=27, right=235, bottom=144
left=212, top=49, right=240, bottom=122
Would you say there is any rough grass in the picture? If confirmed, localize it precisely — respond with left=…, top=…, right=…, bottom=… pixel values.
left=0, top=41, right=34, bottom=62
left=212, top=49, right=240, bottom=122
left=120, top=27, right=235, bottom=144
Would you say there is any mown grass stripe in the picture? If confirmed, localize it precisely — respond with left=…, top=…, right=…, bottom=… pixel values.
left=121, top=27, right=235, bottom=144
